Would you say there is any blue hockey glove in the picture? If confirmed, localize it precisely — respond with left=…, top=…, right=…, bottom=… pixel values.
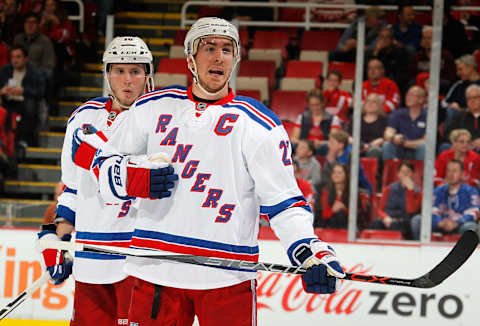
left=289, top=239, right=345, bottom=294
left=37, top=224, right=73, bottom=285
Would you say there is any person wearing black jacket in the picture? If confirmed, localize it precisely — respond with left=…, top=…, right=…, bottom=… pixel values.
left=0, top=45, right=46, bottom=147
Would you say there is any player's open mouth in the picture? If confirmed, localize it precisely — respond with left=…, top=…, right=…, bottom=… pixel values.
left=209, top=69, right=224, bottom=76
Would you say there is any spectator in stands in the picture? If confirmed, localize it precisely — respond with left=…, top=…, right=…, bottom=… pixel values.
left=442, top=54, right=480, bottom=121
left=14, top=12, right=56, bottom=81
left=350, top=93, right=387, bottom=163
left=392, top=3, right=423, bottom=52
left=323, top=70, right=352, bottom=123
left=319, top=163, right=350, bottom=229
left=291, top=89, right=342, bottom=155
left=294, top=139, right=322, bottom=191
left=383, top=85, right=426, bottom=161
left=411, top=159, right=479, bottom=240
left=435, top=129, right=480, bottom=188
left=0, top=0, right=24, bottom=46
left=444, top=84, right=480, bottom=153
left=43, top=180, right=65, bottom=224
left=293, top=161, right=315, bottom=212
left=365, top=26, right=410, bottom=95
left=321, top=129, right=372, bottom=194
left=0, top=45, right=45, bottom=149
left=362, top=58, right=401, bottom=113
left=408, top=26, right=456, bottom=91
left=370, top=161, right=422, bottom=239
left=329, top=6, right=385, bottom=62
left=442, top=5, right=469, bottom=59
left=40, top=0, right=77, bottom=79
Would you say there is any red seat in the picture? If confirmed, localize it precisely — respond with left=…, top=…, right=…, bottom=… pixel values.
left=415, top=12, right=432, bottom=25
left=236, top=89, right=261, bottom=102
left=252, top=30, right=290, bottom=59
left=285, top=60, right=323, bottom=88
left=359, top=229, right=403, bottom=240
left=328, top=61, right=356, bottom=80
left=238, top=30, right=249, bottom=55
left=314, top=228, right=349, bottom=242
left=157, top=58, right=192, bottom=84
left=431, top=233, right=462, bottom=242
left=238, top=60, right=277, bottom=92
left=282, top=120, right=296, bottom=139
left=271, top=90, right=307, bottom=122
left=279, top=8, right=305, bottom=22
left=173, top=30, right=188, bottom=46
left=382, top=159, right=423, bottom=189
left=301, top=30, right=341, bottom=51
left=197, top=6, right=224, bottom=18
left=360, top=157, right=378, bottom=194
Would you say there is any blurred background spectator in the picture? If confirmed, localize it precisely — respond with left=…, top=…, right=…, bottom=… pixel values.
left=366, top=26, right=410, bottom=95
left=370, top=161, right=422, bottom=239
left=362, top=58, right=401, bottom=113
left=444, top=84, right=480, bottom=153
left=408, top=26, right=456, bottom=93
left=383, top=85, right=426, bottom=160
left=435, top=129, right=480, bottom=188
left=329, top=6, right=385, bottom=62
left=411, top=159, right=479, bottom=240
left=349, top=93, right=387, bottom=163
left=321, top=129, right=372, bottom=194
left=39, top=0, right=78, bottom=85
left=294, top=139, right=322, bottom=191
left=291, top=89, right=342, bottom=155
left=442, top=54, right=480, bottom=121
left=323, top=70, right=352, bottom=124
left=318, top=163, right=350, bottom=228
left=392, top=3, right=422, bottom=54
left=0, top=0, right=24, bottom=47
left=0, top=45, right=45, bottom=151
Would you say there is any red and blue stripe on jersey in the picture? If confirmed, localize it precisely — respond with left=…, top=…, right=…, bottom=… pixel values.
left=75, top=231, right=133, bottom=260
left=68, top=97, right=110, bottom=124
left=131, top=229, right=259, bottom=262
left=260, top=196, right=312, bottom=221
left=136, top=86, right=189, bottom=107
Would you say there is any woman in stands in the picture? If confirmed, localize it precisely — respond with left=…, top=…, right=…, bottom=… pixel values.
left=291, top=88, right=342, bottom=155
left=350, top=93, right=387, bottom=162
left=318, top=163, right=350, bottom=228
left=434, top=128, right=480, bottom=189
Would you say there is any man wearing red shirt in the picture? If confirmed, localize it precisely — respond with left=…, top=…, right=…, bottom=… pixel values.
left=362, top=58, right=401, bottom=113
left=323, top=70, right=352, bottom=123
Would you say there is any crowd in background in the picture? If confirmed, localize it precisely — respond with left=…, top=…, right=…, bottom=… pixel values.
left=283, top=0, right=480, bottom=239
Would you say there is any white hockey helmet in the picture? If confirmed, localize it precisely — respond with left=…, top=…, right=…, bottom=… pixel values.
left=184, top=17, right=241, bottom=96
left=103, top=36, right=154, bottom=93
left=184, top=17, right=241, bottom=64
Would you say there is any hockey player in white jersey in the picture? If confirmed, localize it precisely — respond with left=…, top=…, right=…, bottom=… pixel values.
left=37, top=36, right=178, bottom=326
left=90, top=18, right=345, bottom=325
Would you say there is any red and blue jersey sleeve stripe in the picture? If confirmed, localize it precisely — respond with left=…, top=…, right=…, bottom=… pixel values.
left=260, top=196, right=312, bottom=221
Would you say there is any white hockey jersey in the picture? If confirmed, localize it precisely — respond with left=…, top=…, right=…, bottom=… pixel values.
left=57, top=97, right=136, bottom=284
left=102, top=86, right=318, bottom=290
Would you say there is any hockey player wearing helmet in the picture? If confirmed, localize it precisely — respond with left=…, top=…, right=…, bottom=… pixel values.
left=86, top=18, right=344, bottom=325
left=37, top=36, right=178, bottom=326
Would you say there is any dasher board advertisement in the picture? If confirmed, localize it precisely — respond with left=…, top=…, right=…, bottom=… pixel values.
left=0, top=229, right=478, bottom=325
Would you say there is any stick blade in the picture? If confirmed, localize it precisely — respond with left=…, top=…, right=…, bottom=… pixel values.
left=413, top=229, right=479, bottom=288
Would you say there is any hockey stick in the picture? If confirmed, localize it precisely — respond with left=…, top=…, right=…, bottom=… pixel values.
left=39, top=229, right=479, bottom=288
left=0, top=272, right=49, bottom=321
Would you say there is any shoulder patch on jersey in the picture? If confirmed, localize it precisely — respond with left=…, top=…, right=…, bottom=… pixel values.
left=136, top=86, right=188, bottom=107
left=224, top=95, right=281, bottom=130
left=68, top=97, right=110, bottom=124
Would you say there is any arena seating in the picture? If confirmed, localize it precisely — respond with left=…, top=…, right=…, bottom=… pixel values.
left=382, top=159, right=424, bottom=190
left=271, top=90, right=307, bottom=122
